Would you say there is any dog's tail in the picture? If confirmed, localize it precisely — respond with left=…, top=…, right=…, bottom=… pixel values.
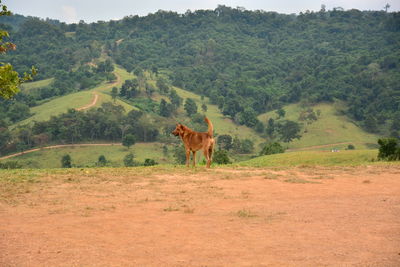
left=204, top=117, right=213, bottom=136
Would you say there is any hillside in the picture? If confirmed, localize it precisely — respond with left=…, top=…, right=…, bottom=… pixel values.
left=14, top=65, right=136, bottom=126
left=258, top=102, right=378, bottom=150
left=1, top=7, right=399, bottom=136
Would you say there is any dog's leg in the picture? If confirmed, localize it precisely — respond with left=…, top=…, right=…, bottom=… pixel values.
left=203, top=149, right=210, bottom=168
left=185, top=149, right=190, bottom=167
left=192, top=151, right=196, bottom=167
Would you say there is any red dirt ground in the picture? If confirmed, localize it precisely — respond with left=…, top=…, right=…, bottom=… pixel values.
left=1, top=166, right=399, bottom=266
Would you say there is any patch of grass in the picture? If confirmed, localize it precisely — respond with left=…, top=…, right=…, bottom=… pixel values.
left=263, top=173, right=280, bottom=180
left=3, top=142, right=170, bottom=168
left=237, top=150, right=380, bottom=167
left=163, top=206, right=179, bottom=212
left=283, top=178, right=320, bottom=184
left=236, top=209, right=258, bottom=218
left=21, top=78, right=54, bottom=91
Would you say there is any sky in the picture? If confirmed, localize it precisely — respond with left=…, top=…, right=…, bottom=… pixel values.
left=6, top=0, right=399, bottom=24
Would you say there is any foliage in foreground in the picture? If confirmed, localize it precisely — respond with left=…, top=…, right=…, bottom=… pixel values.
left=378, top=138, right=400, bottom=161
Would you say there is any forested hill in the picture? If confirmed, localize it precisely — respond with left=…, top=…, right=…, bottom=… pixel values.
left=1, top=6, right=400, bottom=133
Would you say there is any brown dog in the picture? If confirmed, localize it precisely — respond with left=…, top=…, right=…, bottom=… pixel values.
left=172, top=117, right=214, bottom=168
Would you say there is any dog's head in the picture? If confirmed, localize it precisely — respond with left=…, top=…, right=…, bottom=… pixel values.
left=172, top=123, right=185, bottom=137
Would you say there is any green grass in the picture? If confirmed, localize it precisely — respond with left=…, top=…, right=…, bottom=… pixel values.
left=21, top=78, right=54, bottom=91
left=236, top=150, right=382, bottom=167
left=258, top=102, right=378, bottom=150
left=3, top=142, right=171, bottom=168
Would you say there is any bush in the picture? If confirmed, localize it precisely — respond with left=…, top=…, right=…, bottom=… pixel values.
left=144, top=158, right=158, bottom=166
left=260, top=142, right=285, bottom=156
left=377, top=138, right=400, bottom=160
left=98, top=155, right=107, bottom=166
left=172, top=144, right=186, bottom=164
left=123, top=153, right=135, bottom=167
left=61, top=154, right=72, bottom=168
left=347, top=144, right=355, bottom=150
left=213, top=150, right=231, bottom=164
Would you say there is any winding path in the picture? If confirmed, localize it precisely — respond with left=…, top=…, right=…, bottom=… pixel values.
left=76, top=92, right=99, bottom=111
left=74, top=70, right=122, bottom=111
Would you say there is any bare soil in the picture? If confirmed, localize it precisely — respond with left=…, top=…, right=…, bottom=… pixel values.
left=1, top=166, right=399, bottom=266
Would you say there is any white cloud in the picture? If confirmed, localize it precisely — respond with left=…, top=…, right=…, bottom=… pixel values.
left=61, top=5, right=78, bottom=23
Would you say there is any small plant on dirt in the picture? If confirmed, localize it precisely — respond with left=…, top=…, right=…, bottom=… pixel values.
left=163, top=206, right=179, bottom=212
left=263, top=173, right=279, bottom=180
left=237, top=209, right=258, bottom=218
left=283, top=178, right=320, bottom=184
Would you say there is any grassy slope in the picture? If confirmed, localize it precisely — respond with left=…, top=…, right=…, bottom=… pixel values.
left=258, top=102, right=378, bottom=150
left=21, top=78, right=54, bottom=91
left=5, top=142, right=171, bottom=168
left=236, top=150, right=381, bottom=167
left=15, top=65, right=135, bottom=126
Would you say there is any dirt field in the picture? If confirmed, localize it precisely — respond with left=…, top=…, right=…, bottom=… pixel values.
left=1, top=165, right=399, bottom=266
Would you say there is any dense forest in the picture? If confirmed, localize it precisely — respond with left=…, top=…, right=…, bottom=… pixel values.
left=0, top=6, right=400, bottom=155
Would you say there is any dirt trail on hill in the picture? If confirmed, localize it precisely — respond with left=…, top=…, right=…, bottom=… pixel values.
left=0, top=143, right=122, bottom=161
left=75, top=71, right=122, bottom=111
left=1, top=165, right=399, bottom=266
left=75, top=92, right=99, bottom=111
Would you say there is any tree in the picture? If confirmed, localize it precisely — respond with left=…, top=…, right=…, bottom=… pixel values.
left=201, top=103, right=208, bottom=113
left=98, top=155, right=107, bottom=166
left=217, top=134, right=233, bottom=150
left=111, top=87, right=118, bottom=102
left=61, top=154, right=72, bottom=168
left=0, top=1, right=36, bottom=99
left=265, top=118, right=275, bottom=137
left=169, top=89, right=182, bottom=108
left=123, top=153, right=135, bottom=167
left=159, top=99, right=172, bottom=117
left=277, top=120, right=302, bottom=143
left=276, top=108, right=286, bottom=119
left=122, top=134, right=136, bottom=149
left=184, top=98, right=198, bottom=116
left=240, top=139, right=254, bottom=154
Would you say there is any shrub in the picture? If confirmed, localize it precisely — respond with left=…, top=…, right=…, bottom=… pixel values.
left=213, top=150, right=231, bottom=164
left=378, top=138, right=400, bottom=160
left=123, top=153, right=135, bottom=167
left=347, top=144, right=355, bottom=150
left=98, top=155, right=107, bottom=166
left=260, top=142, right=285, bottom=156
left=61, top=154, right=72, bottom=168
left=144, top=158, right=158, bottom=166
